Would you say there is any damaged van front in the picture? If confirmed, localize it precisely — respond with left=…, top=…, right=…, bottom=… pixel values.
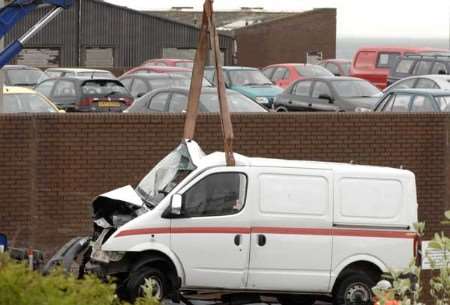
left=44, top=140, right=204, bottom=297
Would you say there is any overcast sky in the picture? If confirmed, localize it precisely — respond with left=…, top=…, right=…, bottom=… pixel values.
left=106, top=0, right=450, bottom=39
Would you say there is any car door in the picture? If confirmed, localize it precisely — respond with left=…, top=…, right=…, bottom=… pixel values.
left=145, top=92, right=170, bottom=112
left=410, top=95, right=437, bottom=112
left=247, top=167, right=333, bottom=292
left=310, top=81, right=339, bottom=111
left=272, top=67, right=290, bottom=88
left=285, top=80, right=314, bottom=111
left=170, top=168, right=251, bottom=289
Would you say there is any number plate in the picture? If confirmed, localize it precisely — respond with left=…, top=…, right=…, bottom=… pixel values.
left=98, top=101, right=120, bottom=107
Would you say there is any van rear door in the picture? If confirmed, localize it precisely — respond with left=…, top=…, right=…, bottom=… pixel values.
left=247, top=167, right=333, bottom=292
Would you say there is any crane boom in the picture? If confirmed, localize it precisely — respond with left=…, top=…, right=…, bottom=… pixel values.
left=0, top=0, right=73, bottom=68
left=184, top=0, right=235, bottom=166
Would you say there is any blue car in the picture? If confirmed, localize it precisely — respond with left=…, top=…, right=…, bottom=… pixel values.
left=204, top=66, right=283, bottom=108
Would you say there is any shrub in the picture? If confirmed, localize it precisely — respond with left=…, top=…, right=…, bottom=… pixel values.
left=0, top=254, right=159, bottom=305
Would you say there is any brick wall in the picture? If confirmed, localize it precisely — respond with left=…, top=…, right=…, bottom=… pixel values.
left=235, top=9, right=337, bottom=67
left=0, top=113, right=449, bottom=301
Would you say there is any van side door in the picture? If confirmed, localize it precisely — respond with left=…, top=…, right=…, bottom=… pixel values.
left=247, top=167, right=333, bottom=292
left=170, top=167, right=252, bottom=289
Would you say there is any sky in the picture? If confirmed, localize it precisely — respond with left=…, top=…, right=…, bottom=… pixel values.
left=105, top=0, right=450, bottom=39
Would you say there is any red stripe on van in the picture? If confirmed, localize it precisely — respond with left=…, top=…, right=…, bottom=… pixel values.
left=115, top=226, right=415, bottom=239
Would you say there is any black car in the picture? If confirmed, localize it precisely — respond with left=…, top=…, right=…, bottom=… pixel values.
left=119, top=73, right=192, bottom=99
left=1, top=65, right=48, bottom=87
left=388, top=53, right=450, bottom=86
left=125, top=87, right=267, bottom=113
left=373, top=89, right=450, bottom=112
left=274, top=77, right=381, bottom=112
left=35, top=77, right=133, bottom=112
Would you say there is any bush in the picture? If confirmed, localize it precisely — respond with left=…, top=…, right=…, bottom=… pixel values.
left=0, top=254, right=159, bottom=305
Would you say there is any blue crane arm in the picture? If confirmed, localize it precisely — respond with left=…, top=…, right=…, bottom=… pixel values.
left=0, top=0, right=73, bottom=68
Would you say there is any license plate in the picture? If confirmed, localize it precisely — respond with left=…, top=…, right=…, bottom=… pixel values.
left=98, top=101, right=120, bottom=107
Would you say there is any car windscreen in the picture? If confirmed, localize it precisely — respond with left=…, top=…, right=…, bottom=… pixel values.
left=136, top=142, right=196, bottom=206
left=81, top=80, right=128, bottom=96
left=229, top=70, right=272, bottom=86
left=175, top=62, right=194, bottom=69
left=341, top=63, right=351, bottom=75
left=331, top=80, right=381, bottom=98
left=6, top=69, right=48, bottom=86
left=150, top=77, right=191, bottom=90
left=78, top=71, right=115, bottom=78
left=166, top=72, right=211, bottom=87
left=3, top=93, right=57, bottom=113
left=201, top=92, right=267, bottom=112
left=436, top=96, right=450, bottom=112
left=296, top=65, right=334, bottom=77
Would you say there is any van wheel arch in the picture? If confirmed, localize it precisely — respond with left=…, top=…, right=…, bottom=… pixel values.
left=125, top=251, right=180, bottom=299
left=332, top=261, right=382, bottom=305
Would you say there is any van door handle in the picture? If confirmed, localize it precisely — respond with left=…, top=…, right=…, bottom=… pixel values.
left=257, top=234, right=266, bottom=246
left=234, top=234, right=241, bottom=246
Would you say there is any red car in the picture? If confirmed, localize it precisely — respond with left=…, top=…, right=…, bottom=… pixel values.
left=122, top=66, right=193, bottom=78
left=320, top=59, right=351, bottom=76
left=350, top=47, right=447, bottom=89
left=262, top=63, right=333, bottom=89
left=142, top=58, right=193, bottom=69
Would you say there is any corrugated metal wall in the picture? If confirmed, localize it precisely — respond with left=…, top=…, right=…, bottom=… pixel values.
left=5, top=0, right=234, bottom=67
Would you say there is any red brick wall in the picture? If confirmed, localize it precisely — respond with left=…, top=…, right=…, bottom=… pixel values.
left=0, top=113, right=448, bottom=303
left=235, top=9, right=337, bottom=67
left=1, top=113, right=448, bottom=252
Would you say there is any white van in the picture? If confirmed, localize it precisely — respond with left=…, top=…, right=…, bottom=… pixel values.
left=59, top=140, right=418, bottom=305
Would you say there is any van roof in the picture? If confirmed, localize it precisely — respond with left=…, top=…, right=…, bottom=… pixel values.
left=197, top=151, right=413, bottom=178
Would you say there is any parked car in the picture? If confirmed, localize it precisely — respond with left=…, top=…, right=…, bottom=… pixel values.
left=119, top=74, right=211, bottom=99
left=45, top=68, right=116, bottom=79
left=262, top=63, right=333, bottom=88
left=34, top=77, right=133, bottom=112
left=1, top=86, right=61, bottom=113
left=1, top=65, right=48, bottom=87
left=320, top=59, right=352, bottom=76
left=384, top=75, right=450, bottom=93
left=125, top=87, right=267, bottom=113
left=373, top=88, right=450, bottom=112
left=274, top=77, right=381, bottom=112
left=350, top=47, right=447, bottom=89
left=387, top=54, right=450, bottom=86
left=142, top=58, right=194, bottom=69
left=204, top=66, right=283, bottom=108
left=55, top=139, right=418, bottom=305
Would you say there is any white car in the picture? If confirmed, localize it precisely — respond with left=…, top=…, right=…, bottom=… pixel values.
left=44, top=68, right=116, bottom=79
left=47, top=140, right=418, bottom=305
left=384, top=74, right=450, bottom=93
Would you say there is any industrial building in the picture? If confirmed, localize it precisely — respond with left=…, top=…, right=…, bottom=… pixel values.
left=4, top=0, right=235, bottom=68
left=4, top=1, right=336, bottom=69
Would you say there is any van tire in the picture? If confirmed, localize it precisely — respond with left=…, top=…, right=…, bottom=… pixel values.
left=333, top=271, right=377, bottom=305
left=278, top=295, right=316, bottom=305
left=126, top=266, right=169, bottom=302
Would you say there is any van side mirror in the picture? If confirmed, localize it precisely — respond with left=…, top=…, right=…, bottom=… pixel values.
left=319, top=94, right=334, bottom=104
left=171, top=194, right=183, bottom=215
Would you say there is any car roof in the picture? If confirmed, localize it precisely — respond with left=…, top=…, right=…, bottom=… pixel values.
left=3, top=86, right=37, bottom=94
left=206, top=66, right=258, bottom=71
left=42, top=77, right=122, bottom=83
left=149, top=58, right=193, bottom=62
left=355, top=47, right=447, bottom=53
left=46, top=68, right=112, bottom=73
left=135, top=65, right=191, bottom=72
left=322, top=59, right=351, bottom=63
left=296, top=76, right=359, bottom=81
left=120, top=73, right=186, bottom=80
left=389, top=88, right=450, bottom=96
left=2, top=65, right=40, bottom=70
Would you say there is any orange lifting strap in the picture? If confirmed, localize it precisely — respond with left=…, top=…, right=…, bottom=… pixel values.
left=183, top=0, right=235, bottom=166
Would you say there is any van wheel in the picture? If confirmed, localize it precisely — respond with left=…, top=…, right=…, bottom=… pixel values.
left=126, top=266, right=169, bottom=302
left=278, top=295, right=316, bottom=305
left=333, top=271, right=377, bottom=305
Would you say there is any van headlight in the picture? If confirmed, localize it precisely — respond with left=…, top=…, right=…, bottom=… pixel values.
left=255, top=97, right=269, bottom=104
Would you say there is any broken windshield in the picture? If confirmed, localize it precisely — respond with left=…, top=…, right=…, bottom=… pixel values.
left=136, top=142, right=196, bottom=206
